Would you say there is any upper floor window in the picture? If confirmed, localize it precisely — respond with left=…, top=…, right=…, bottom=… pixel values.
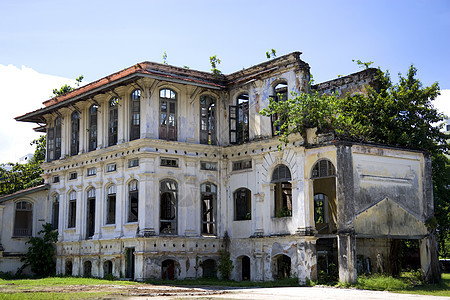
left=128, top=180, right=139, bottom=223
left=200, top=161, right=217, bottom=171
left=47, top=117, right=61, bottom=162
left=311, top=160, right=336, bottom=178
left=160, top=179, right=177, bottom=235
left=70, top=111, right=80, bottom=156
left=14, top=201, right=33, bottom=237
left=88, top=104, right=98, bottom=151
left=201, top=182, right=217, bottom=235
left=161, top=157, right=178, bottom=168
left=234, top=188, right=251, bottom=221
left=86, top=188, right=96, bottom=239
left=106, top=163, right=116, bottom=173
left=53, top=175, right=60, bottom=183
left=232, top=159, right=252, bottom=171
left=69, top=172, right=77, bottom=180
left=314, top=193, right=328, bottom=223
left=51, top=194, right=59, bottom=230
left=159, top=89, right=177, bottom=141
left=130, top=89, right=141, bottom=141
left=200, top=95, right=216, bottom=145
left=106, top=185, right=116, bottom=225
left=87, top=167, right=96, bottom=176
left=230, top=93, right=249, bottom=144
left=68, top=191, right=77, bottom=228
left=108, top=97, right=119, bottom=146
left=128, top=158, right=139, bottom=168
left=272, top=164, right=292, bottom=218
left=270, top=81, right=288, bottom=136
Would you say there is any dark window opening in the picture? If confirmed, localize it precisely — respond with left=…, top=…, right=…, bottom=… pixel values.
left=159, top=89, right=177, bottom=141
left=108, top=97, right=119, bottom=146
left=275, top=255, right=291, bottom=280
left=270, top=82, right=288, bottom=136
left=232, top=160, right=252, bottom=171
left=125, top=247, right=135, bottom=279
left=65, top=260, right=73, bottom=276
left=48, top=117, right=62, bottom=161
left=84, top=261, right=92, bottom=277
left=161, top=158, right=178, bottom=167
left=86, top=189, right=95, bottom=239
left=103, top=260, right=113, bottom=277
left=272, top=165, right=292, bottom=218
left=130, top=89, right=141, bottom=141
left=14, top=201, right=32, bottom=237
left=241, top=256, right=251, bottom=281
left=68, top=191, right=76, bottom=228
left=160, top=180, right=177, bottom=235
left=234, top=188, right=251, bottom=220
left=229, top=93, right=249, bottom=144
left=53, top=176, right=59, bottom=183
left=89, top=105, right=98, bottom=152
left=52, top=195, right=59, bottom=230
left=314, top=193, right=328, bottom=224
left=200, top=95, right=216, bottom=145
left=128, top=180, right=138, bottom=223
left=201, top=182, right=217, bottom=235
left=106, top=185, right=116, bottom=225
left=69, top=172, right=77, bottom=180
left=162, top=259, right=176, bottom=280
left=70, top=111, right=80, bottom=156
left=202, top=259, right=217, bottom=278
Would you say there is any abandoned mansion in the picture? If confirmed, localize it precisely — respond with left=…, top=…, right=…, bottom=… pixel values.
left=0, top=52, right=438, bottom=283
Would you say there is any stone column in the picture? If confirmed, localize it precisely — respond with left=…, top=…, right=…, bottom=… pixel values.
left=138, top=171, right=156, bottom=236
left=420, top=235, right=441, bottom=283
left=338, top=231, right=357, bottom=283
left=114, top=177, right=125, bottom=238
left=75, top=185, right=84, bottom=241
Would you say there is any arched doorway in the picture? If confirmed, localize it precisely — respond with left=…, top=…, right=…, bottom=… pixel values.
left=162, top=259, right=176, bottom=280
left=65, top=260, right=73, bottom=276
left=202, top=259, right=217, bottom=278
left=237, top=255, right=251, bottom=281
left=103, top=260, right=113, bottom=277
left=274, top=254, right=291, bottom=279
left=83, top=261, right=92, bottom=277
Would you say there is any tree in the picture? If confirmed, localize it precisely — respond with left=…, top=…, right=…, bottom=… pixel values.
left=209, top=55, right=222, bottom=77
left=52, top=75, right=84, bottom=97
left=0, top=136, right=46, bottom=196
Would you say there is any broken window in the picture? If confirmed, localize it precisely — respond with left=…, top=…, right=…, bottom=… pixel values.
left=234, top=188, right=251, bottom=220
left=13, top=201, right=32, bottom=237
left=128, top=180, right=138, bottom=223
left=160, top=179, right=177, bottom=235
left=312, top=159, right=336, bottom=178
left=106, top=185, right=116, bottom=225
left=51, top=194, right=59, bottom=230
left=108, top=97, right=119, bottom=146
left=53, top=175, right=59, bottom=183
left=229, top=93, right=249, bottom=144
left=272, top=164, right=292, bottom=218
left=48, top=117, right=62, bottom=161
left=270, top=81, right=288, bottom=136
left=86, top=188, right=95, bottom=239
left=232, top=159, right=252, bottom=171
left=200, top=161, right=217, bottom=171
left=161, top=157, right=178, bottom=167
left=200, top=95, right=216, bottom=145
left=159, top=89, right=177, bottom=141
left=314, top=193, right=328, bottom=223
left=88, top=104, right=98, bottom=152
left=70, top=111, right=80, bottom=156
left=201, top=182, right=217, bottom=235
left=68, top=191, right=76, bottom=228
left=130, top=89, right=141, bottom=141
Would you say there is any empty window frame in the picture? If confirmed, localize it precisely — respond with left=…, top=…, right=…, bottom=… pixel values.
left=160, top=179, right=177, bottom=235
left=128, top=158, right=139, bottom=168
left=68, top=191, right=76, bottom=228
left=88, top=104, right=98, bottom=151
left=229, top=93, right=249, bottom=144
left=234, top=188, right=251, bottom=220
left=70, top=111, right=80, bottom=156
left=53, top=175, right=60, bottom=183
left=201, top=182, right=217, bottom=235
left=14, top=201, right=33, bottom=237
left=200, top=95, right=216, bottom=145
left=270, top=81, right=288, bottom=136
left=200, top=161, right=217, bottom=171
left=86, top=188, right=95, bottom=239
left=52, top=194, right=59, bottom=230
left=161, top=157, right=178, bottom=168
left=106, top=185, right=116, bottom=225
left=311, top=160, right=336, bottom=178
left=128, top=180, right=138, bottom=223
left=130, top=89, right=141, bottom=141
left=314, top=193, right=329, bottom=223
left=108, top=97, right=119, bottom=146
left=232, top=159, right=252, bottom=171
left=69, top=172, right=77, bottom=180
left=272, top=164, right=292, bottom=217
left=87, top=167, right=96, bottom=176
left=106, top=163, right=116, bottom=172
left=159, top=89, right=177, bottom=141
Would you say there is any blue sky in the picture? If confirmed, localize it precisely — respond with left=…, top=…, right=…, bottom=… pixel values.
left=0, top=0, right=449, bottom=163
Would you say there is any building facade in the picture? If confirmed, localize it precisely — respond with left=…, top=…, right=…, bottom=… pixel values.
left=0, top=52, right=437, bottom=283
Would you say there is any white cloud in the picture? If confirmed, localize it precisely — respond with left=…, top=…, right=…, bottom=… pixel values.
left=0, top=65, right=73, bottom=164
left=435, top=89, right=450, bottom=120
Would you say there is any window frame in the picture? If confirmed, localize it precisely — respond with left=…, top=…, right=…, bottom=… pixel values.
left=88, top=104, right=98, bottom=152
left=270, top=81, right=288, bottom=137
left=229, top=93, right=249, bottom=144
left=159, top=88, right=177, bottom=141
left=70, top=110, right=80, bottom=156
left=67, top=191, right=77, bottom=229
left=130, top=89, right=141, bottom=141
left=200, top=95, right=216, bottom=145
left=51, top=194, right=59, bottom=230
left=108, top=97, right=119, bottom=146
left=272, top=164, right=293, bottom=218
left=201, top=182, right=217, bottom=235
left=127, top=180, right=139, bottom=223
left=106, top=185, right=116, bottom=225
left=13, top=201, right=33, bottom=237
left=159, top=179, right=178, bottom=235
left=234, top=188, right=251, bottom=221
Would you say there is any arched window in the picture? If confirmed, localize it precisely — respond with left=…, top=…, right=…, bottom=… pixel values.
left=86, top=188, right=95, bottom=239
left=68, top=191, right=76, bottom=228
left=272, top=164, right=292, bottom=217
left=108, top=97, right=119, bottom=146
left=312, top=159, right=336, bottom=178
left=51, top=194, right=59, bottom=229
left=159, top=89, right=177, bottom=141
left=270, top=81, right=288, bottom=136
left=47, top=117, right=61, bottom=161
left=88, top=104, right=98, bottom=151
left=106, top=185, right=116, bottom=225
left=234, top=188, right=251, bottom=220
left=128, top=180, right=138, bottom=223
left=14, top=201, right=32, bottom=236
left=70, top=111, right=80, bottom=156
left=229, top=93, right=249, bottom=144
left=130, top=89, right=141, bottom=141
left=103, top=260, right=113, bottom=276
left=201, top=182, right=217, bottom=235
left=160, top=179, right=177, bottom=234
left=200, top=95, right=216, bottom=145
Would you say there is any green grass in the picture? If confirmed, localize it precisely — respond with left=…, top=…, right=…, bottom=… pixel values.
left=0, top=292, right=112, bottom=300
left=0, top=276, right=138, bottom=287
